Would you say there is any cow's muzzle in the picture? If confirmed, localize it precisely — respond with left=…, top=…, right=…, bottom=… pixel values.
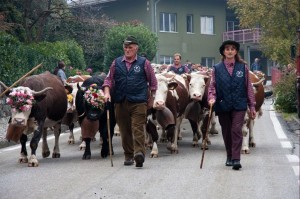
left=12, top=118, right=26, bottom=126
left=153, top=101, right=165, bottom=110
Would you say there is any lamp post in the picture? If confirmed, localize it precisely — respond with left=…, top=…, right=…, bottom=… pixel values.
left=296, top=28, right=300, bottom=118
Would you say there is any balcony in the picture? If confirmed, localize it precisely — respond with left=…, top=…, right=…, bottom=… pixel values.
left=223, top=28, right=261, bottom=44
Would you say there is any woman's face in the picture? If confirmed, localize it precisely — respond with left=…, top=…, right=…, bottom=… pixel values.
left=223, top=45, right=237, bottom=60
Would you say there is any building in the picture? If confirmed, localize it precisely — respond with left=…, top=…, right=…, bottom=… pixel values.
left=68, top=0, right=267, bottom=75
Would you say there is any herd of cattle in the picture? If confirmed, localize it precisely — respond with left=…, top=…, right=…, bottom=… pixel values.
left=0, top=64, right=265, bottom=167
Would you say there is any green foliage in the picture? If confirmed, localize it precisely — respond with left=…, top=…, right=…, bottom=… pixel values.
left=227, top=0, right=300, bottom=64
left=103, top=23, right=158, bottom=72
left=274, top=72, right=297, bottom=113
left=0, top=32, right=86, bottom=85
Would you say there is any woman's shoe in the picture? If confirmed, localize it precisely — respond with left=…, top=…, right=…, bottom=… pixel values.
left=225, top=157, right=233, bottom=166
left=232, top=159, right=242, bottom=170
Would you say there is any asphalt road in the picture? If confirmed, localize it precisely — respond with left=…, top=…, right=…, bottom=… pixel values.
left=0, top=99, right=299, bottom=199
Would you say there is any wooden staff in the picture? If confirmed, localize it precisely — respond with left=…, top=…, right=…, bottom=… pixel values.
left=106, top=101, right=114, bottom=167
left=0, top=63, right=43, bottom=98
left=200, top=104, right=213, bottom=169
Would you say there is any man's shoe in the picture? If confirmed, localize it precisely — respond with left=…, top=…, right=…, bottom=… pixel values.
left=232, top=159, right=242, bottom=170
left=124, top=158, right=134, bottom=166
left=225, top=157, right=233, bottom=166
left=134, top=152, right=145, bottom=168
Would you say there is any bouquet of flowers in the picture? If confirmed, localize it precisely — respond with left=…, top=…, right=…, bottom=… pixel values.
left=6, top=88, right=36, bottom=112
left=83, top=84, right=105, bottom=110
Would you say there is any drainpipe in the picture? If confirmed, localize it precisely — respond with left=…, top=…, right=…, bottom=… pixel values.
left=154, top=0, right=161, bottom=63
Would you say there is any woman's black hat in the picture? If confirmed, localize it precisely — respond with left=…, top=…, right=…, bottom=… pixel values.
left=219, top=40, right=240, bottom=56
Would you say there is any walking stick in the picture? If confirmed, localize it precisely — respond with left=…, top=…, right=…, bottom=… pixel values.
left=0, top=63, right=43, bottom=98
left=106, top=101, right=114, bottom=167
left=200, top=104, right=213, bottom=169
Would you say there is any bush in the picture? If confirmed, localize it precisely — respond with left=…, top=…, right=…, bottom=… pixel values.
left=103, top=22, right=158, bottom=72
left=0, top=32, right=86, bottom=85
left=274, top=72, right=297, bottom=113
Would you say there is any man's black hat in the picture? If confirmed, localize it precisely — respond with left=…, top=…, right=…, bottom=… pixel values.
left=123, top=35, right=138, bottom=45
left=219, top=40, right=240, bottom=56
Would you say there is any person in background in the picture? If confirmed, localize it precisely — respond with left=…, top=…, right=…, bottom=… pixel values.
left=208, top=40, right=256, bottom=170
left=54, top=61, right=67, bottom=84
left=103, top=35, right=157, bottom=168
left=167, top=53, right=190, bottom=74
left=251, top=58, right=261, bottom=72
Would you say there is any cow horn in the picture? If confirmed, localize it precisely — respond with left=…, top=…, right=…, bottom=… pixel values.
left=31, top=87, right=53, bottom=96
left=252, top=78, right=265, bottom=86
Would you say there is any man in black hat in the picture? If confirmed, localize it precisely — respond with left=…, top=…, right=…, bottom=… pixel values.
left=207, top=40, right=256, bottom=170
left=103, top=35, right=157, bottom=168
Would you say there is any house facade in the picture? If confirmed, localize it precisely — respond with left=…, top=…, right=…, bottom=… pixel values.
left=68, top=0, right=267, bottom=75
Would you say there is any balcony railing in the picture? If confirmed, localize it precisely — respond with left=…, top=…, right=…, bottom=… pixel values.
left=223, top=28, right=261, bottom=44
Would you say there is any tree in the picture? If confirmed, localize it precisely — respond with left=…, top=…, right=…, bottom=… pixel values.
left=103, top=21, right=158, bottom=72
left=227, top=0, right=300, bottom=64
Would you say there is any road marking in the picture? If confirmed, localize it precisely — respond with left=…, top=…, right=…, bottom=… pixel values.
left=280, top=141, right=292, bottom=148
left=292, top=166, right=299, bottom=176
left=0, top=127, right=81, bottom=153
left=269, top=109, right=287, bottom=139
left=286, top=154, right=300, bottom=163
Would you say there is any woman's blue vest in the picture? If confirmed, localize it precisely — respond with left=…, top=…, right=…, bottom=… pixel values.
left=168, top=65, right=186, bottom=75
left=214, top=62, right=247, bottom=113
left=113, top=56, right=148, bottom=103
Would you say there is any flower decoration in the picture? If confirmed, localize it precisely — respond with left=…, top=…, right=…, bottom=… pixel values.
left=6, top=88, right=36, bottom=112
left=83, top=84, right=105, bottom=110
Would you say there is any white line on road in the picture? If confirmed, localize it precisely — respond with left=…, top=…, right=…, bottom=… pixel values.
left=0, top=127, right=81, bottom=153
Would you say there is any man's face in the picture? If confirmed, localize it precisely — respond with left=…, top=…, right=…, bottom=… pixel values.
left=173, top=55, right=181, bottom=66
left=124, top=44, right=138, bottom=59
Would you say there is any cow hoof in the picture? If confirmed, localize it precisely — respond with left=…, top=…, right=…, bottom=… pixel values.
left=192, top=143, right=199, bottom=147
left=249, top=143, right=256, bottom=147
left=241, top=149, right=250, bottom=154
left=82, top=154, right=91, bottom=160
left=178, top=136, right=183, bottom=140
left=201, top=146, right=209, bottom=150
left=160, top=138, right=167, bottom=143
left=28, top=155, right=39, bottom=167
left=150, top=153, right=158, bottom=158
left=52, top=153, right=60, bottom=158
left=68, top=139, right=75, bottom=144
left=42, top=151, right=50, bottom=158
left=19, top=157, right=28, bottom=163
left=209, top=129, right=218, bottom=135
left=171, top=150, right=178, bottom=154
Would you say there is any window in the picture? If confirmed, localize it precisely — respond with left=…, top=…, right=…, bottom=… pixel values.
left=160, top=13, right=177, bottom=32
left=226, top=21, right=235, bottom=31
left=201, top=57, right=215, bottom=67
left=200, top=16, right=214, bottom=35
left=186, top=14, right=193, bottom=33
left=160, top=55, right=173, bottom=64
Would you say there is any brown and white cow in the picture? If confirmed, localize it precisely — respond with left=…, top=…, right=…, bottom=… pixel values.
left=0, top=72, right=67, bottom=167
left=63, top=75, right=91, bottom=144
left=241, top=71, right=265, bottom=154
left=148, top=72, right=189, bottom=156
left=183, top=72, right=219, bottom=149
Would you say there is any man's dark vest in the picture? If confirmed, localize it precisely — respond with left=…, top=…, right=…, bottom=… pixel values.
left=214, top=62, right=247, bottom=113
left=168, top=65, right=186, bottom=75
left=113, top=56, right=148, bottom=103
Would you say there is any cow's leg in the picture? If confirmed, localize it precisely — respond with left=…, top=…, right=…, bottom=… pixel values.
left=52, top=123, right=61, bottom=158
left=68, top=122, right=75, bottom=144
left=79, top=140, right=86, bottom=150
left=99, top=120, right=109, bottom=158
left=188, top=119, right=201, bottom=147
left=209, top=112, right=219, bottom=135
left=146, top=118, right=159, bottom=158
left=29, top=124, right=44, bottom=167
left=42, top=127, right=50, bottom=158
left=241, top=115, right=250, bottom=154
left=82, top=138, right=91, bottom=159
left=200, top=113, right=210, bottom=150
left=168, top=116, right=184, bottom=154
left=249, top=119, right=256, bottom=148
left=19, top=134, right=28, bottom=163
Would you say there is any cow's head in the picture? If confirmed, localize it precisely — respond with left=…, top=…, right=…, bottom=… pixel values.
left=6, top=86, right=52, bottom=126
left=77, top=83, right=105, bottom=121
left=153, top=73, right=178, bottom=110
left=187, top=72, right=209, bottom=101
left=251, top=78, right=265, bottom=94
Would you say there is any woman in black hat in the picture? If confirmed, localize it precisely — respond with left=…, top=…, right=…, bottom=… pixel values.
left=207, top=40, right=256, bottom=170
